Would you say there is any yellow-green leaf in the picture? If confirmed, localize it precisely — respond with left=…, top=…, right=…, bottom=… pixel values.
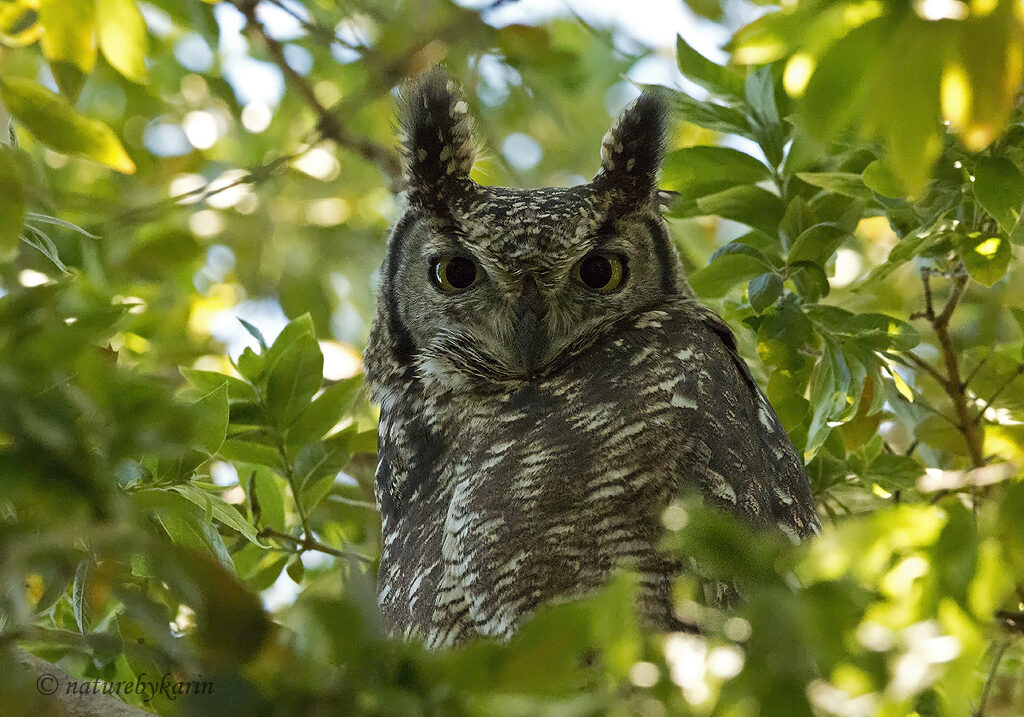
left=957, top=232, right=1011, bottom=287
left=96, top=0, right=148, bottom=82
left=0, top=145, right=27, bottom=254
left=0, top=1, right=42, bottom=47
left=861, top=159, right=905, bottom=199
left=38, top=0, right=95, bottom=75
left=0, top=77, right=135, bottom=173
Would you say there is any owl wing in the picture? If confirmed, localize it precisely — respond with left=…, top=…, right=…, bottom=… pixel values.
left=431, top=299, right=819, bottom=642
left=658, top=299, right=820, bottom=539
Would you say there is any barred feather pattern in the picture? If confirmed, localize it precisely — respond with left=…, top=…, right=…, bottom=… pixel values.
left=364, top=69, right=819, bottom=648
left=369, top=298, right=819, bottom=647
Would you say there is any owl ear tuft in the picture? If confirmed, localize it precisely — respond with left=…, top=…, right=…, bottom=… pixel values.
left=397, top=67, right=478, bottom=202
left=593, top=91, right=668, bottom=209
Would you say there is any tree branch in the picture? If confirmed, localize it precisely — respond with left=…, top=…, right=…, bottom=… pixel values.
left=911, top=267, right=985, bottom=469
left=5, top=646, right=153, bottom=717
left=258, top=527, right=373, bottom=564
left=234, top=0, right=402, bottom=186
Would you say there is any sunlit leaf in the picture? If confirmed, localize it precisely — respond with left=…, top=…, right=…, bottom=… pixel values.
left=957, top=232, right=1010, bottom=287
left=0, top=78, right=135, bottom=173
left=96, top=0, right=148, bottom=82
left=38, top=0, right=95, bottom=99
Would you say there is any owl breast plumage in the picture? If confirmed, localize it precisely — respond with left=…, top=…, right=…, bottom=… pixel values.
left=364, top=68, right=819, bottom=648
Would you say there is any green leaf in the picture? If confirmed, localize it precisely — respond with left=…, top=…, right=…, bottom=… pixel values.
left=0, top=145, right=27, bottom=253
left=800, top=18, right=885, bottom=141
left=972, top=157, right=1024, bottom=234
left=294, top=429, right=356, bottom=494
left=235, top=347, right=264, bottom=382
left=861, top=159, right=906, bottom=199
left=805, top=305, right=920, bottom=351
left=193, top=383, right=229, bottom=456
left=957, top=232, right=1011, bottom=287
left=38, top=0, right=95, bottom=98
left=744, top=65, right=780, bottom=127
left=96, top=0, right=148, bottom=83
left=662, top=146, right=770, bottom=197
left=863, top=231, right=943, bottom=285
left=21, top=225, right=68, bottom=272
left=180, top=367, right=255, bottom=403
left=286, top=556, right=304, bottom=584
left=265, top=333, right=324, bottom=428
left=1010, top=307, right=1024, bottom=336
left=796, top=172, right=874, bottom=201
left=675, top=34, right=745, bottom=98
left=807, top=338, right=850, bottom=451
left=237, top=318, right=268, bottom=351
left=787, top=222, right=849, bottom=266
left=287, top=375, right=364, bottom=448
left=137, top=490, right=233, bottom=568
left=167, top=483, right=264, bottom=545
left=672, top=91, right=751, bottom=137
left=789, top=261, right=830, bottom=302
left=248, top=470, right=285, bottom=531
left=695, top=185, right=786, bottom=235
left=756, top=302, right=814, bottom=371
left=748, top=272, right=782, bottom=313
left=221, top=439, right=281, bottom=470
left=26, top=212, right=99, bottom=238
left=263, top=313, right=315, bottom=368
left=690, top=245, right=774, bottom=298
left=0, top=78, right=136, bottom=173
left=915, top=413, right=972, bottom=456
left=72, top=557, right=91, bottom=633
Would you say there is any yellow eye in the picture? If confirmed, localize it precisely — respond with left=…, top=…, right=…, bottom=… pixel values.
left=574, top=252, right=625, bottom=292
left=432, top=256, right=480, bottom=292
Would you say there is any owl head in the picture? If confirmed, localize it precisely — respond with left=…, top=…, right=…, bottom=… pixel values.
left=366, top=67, right=688, bottom=396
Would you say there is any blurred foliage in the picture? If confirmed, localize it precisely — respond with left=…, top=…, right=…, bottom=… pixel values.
left=1, top=0, right=1023, bottom=715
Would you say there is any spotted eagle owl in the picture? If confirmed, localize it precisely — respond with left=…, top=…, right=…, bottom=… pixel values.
left=363, top=68, right=819, bottom=648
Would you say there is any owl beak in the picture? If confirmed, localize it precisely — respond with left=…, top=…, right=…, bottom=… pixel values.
left=511, top=279, right=545, bottom=377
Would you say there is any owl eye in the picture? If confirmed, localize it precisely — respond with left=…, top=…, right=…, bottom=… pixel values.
left=432, top=256, right=480, bottom=292
left=574, top=252, right=625, bottom=293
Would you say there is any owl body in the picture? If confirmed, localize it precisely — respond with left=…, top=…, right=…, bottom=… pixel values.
left=365, top=69, right=819, bottom=648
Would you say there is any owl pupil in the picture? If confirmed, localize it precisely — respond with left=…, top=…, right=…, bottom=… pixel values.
left=445, top=257, right=477, bottom=289
left=580, top=255, right=613, bottom=289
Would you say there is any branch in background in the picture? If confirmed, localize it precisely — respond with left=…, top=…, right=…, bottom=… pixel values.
left=234, top=0, right=403, bottom=188
left=257, top=526, right=373, bottom=564
left=906, top=266, right=986, bottom=469
left=263, top=0, right=369, bottom=52
left=975, top=638, right=1013, bottom=717
left=6, top=646, right=152, bottom=717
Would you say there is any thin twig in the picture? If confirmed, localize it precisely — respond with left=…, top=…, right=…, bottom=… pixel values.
left=974, top=362, right=1024, bottom=424
left=911, top=267, right=985, bottom=469
left=263, top=0, right=368, bottom=51
left=895, top=351, right=950, bottom=390
left=258, top=527, right=372, bottom=564
left=235, top=0, right=402, bottom=185
left=963, top=346, right=996, bottom=389
left=975, top=639, right=1011, bottom=717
